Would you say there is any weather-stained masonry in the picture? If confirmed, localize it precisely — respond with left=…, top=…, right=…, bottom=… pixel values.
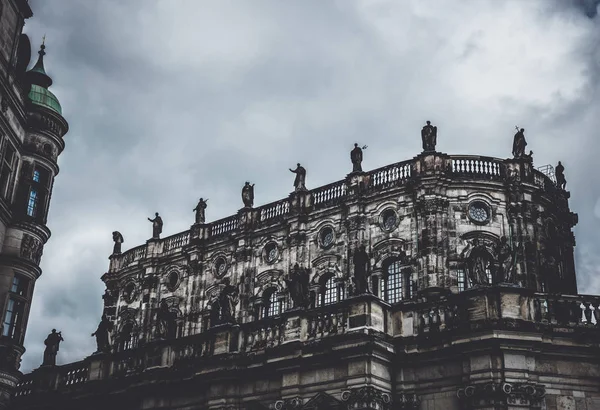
left=14, top=115, right=600, bottom=409
left=0, top=1, right=69, bottom=409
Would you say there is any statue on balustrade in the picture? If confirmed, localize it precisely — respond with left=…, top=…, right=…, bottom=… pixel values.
left=148, top=212, right=163, bottom=239
left=91, top=315, right=113, bottom=353
left=512, top=127, right=527, bottom=158
left=42, top=329, right=64, bottom=366
left=193, top=198, right=208, bottom=224
left=352, top=245, right=371, bottom=294
left=218, top=278, right=238, bottom=323
left=156, top=299, right=177, bottom=339
left=421, top=121, right=437, bottom=152
left=494, top=236, right=516, bottom=284
left=242, top=182, right=255, bottom=208
left=350, top=143, right=364, bottom=173
left=111, top=231, right=124, bottom=254
left=555, top=161, right=567, bottom=190
left=285, top=263, right=310, bottom=309
left=289, top=163, right=307, bottom=191
left=462, top=239, right=492, bottom=286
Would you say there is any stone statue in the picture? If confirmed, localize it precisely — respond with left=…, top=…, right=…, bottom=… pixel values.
left=289, top=163, right=307, bottom=191
left=193, top=198, right=208, bottom=224
left=242, top=182, right=255, bottom=208
left=350, top=143, right=363, bottom=173
left=42, top=329, right=64, bottom=366
left=512, top=127, right=527, bottom=158
left=421, top=121, right=437, bottom=152
left=555, top=161, right=567, bottom=190
left=218, top=278, right=238, bottom=323
left=156, top=299, right=177, bottom=339
left=494, top=236, right=515, bottom=283
left=285, top=263, right=310, bottom=309
left=112, top=231, right=124, bottom=255
left=352, top=245, right=370, bottom=294
left=91, top=315, right=113, bottom=353
left=147, top=212, right=163, bottom=239
left=463, top=239, right=491, bottom=286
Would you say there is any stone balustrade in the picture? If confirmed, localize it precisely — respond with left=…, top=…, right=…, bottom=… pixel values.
left=15, top=288, right=600, bottom=400
left=108, top=154, right=564, bottom=272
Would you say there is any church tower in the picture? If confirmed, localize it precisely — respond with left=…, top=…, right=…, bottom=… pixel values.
left=0, top=1, right=69, bottom=408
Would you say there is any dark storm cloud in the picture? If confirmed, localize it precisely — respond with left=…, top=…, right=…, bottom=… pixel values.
left=19, top=0, right=600, bottom=371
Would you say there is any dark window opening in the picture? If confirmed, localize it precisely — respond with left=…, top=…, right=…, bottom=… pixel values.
left=0, top=141, right=17, bottom=201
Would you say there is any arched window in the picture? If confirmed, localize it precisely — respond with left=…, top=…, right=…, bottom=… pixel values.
left=264, top=288, right=282, bottom=317
left=381, top=260, right=412, bottom=304
left=317, top=274, right=344, bottom=306
left=118, top=322, right=137, bottom=352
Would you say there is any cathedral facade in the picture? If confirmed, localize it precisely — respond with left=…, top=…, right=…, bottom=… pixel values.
left=0, top=1, right=69, bottom=409
left=11, top=119, right=599, bottom=410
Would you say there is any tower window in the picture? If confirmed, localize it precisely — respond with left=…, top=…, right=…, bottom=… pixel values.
left=0, top=141, right=17, bottom=201
left=2, top=274, right=29, bottom=342
left=33, top=170, right=40, bottom=182
left=26, top=189, right=38, bottom=217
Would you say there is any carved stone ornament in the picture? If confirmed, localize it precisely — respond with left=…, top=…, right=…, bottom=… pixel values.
left=341, top=386, right=392, bottom=410
left=457, top=382, right=545, bottom=408
left=20, top=234, right=43, bottom=264
left=213, top=255, right=228, bottom=278
left=274, top=397, right=303, bottom=410
left=416, top=198, right=449, bottom=215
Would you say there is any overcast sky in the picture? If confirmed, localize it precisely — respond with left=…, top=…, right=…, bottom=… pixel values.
left=19, top=0, right=600, bottom=372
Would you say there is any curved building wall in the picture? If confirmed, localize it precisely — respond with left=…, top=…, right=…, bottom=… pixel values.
left=102, top=152, right=577, bottom=347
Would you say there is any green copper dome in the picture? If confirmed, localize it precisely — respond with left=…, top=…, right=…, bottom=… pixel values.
left=26, top=41, right=62, bottom=116
left=28, top=84, right=62, bottom=115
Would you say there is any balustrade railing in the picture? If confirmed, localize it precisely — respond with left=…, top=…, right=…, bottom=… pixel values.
left=60, top=363, right=89, bottom=387
left=306, top=308, right=348, bottom=340
left=240, top=319, right=286, bottom=352
left=210, top=215, right=238, bottom=237
left=172, top=333, right=215, bottom=368
left=416, top=299, right=462, bottom=333
left=14, top=376, right=34, bottom=397
left=119, top=244, right=147, bottom=268
left=163, top=230, right=190, bottom=252
left=259, top=199, right=290, bottom=222
left=311, top=180, right=347, bottom=209
left=369, top=160, right=412, bottom=190
left=450, top=156, right=502, bottom=179
left=533, top=294, right=600, bottom=327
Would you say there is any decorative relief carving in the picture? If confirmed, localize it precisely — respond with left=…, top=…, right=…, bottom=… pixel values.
left=457, top=382, right=545, bottom=408
left=341, top=386, right=393, bottom=410
left=21, top=234, right=43, bottom=264
left=416, top=198, right=449, bottom=215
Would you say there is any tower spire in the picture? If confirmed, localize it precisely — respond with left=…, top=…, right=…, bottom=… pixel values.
left=27, top=38, right=52, bottom=88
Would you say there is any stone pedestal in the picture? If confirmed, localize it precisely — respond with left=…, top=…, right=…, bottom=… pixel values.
left=347, top=294, right=385, bottom=332
left=212, top=324, right=239, bottom=354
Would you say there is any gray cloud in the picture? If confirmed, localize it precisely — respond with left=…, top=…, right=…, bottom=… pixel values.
left=20, top=0, right=600, bottom=371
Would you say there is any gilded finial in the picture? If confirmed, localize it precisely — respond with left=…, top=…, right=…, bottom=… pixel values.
left=42, top=34, right=46, bottom=46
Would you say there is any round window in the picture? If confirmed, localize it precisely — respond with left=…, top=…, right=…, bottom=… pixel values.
left=320, top=227, right=335, bottom=248
left=381, top=209, right=398, bottom=232
left=215, top=257, right=228, bottom=277
left=468, top=201, right=490, bottom=224
left=123, top=282, right=136, bottom=303
left=167, top=271, right=179, bottom=291
left=265, top=243, right=279, bottom=263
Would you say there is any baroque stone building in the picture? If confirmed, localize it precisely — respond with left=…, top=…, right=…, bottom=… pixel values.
left=11, top=122, right=596, bottom=409
left=0, top=0, right=70, bottom=408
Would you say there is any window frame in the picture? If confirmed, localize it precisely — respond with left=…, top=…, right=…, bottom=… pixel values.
left=2, top=274, right=30, bottom=342
left=381, top=260, right=412, bottom=304
left=0, top=138, right=18, bottom=202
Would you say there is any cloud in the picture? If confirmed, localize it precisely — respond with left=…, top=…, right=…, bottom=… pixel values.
left=19, top=0, right=600, bottom=372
